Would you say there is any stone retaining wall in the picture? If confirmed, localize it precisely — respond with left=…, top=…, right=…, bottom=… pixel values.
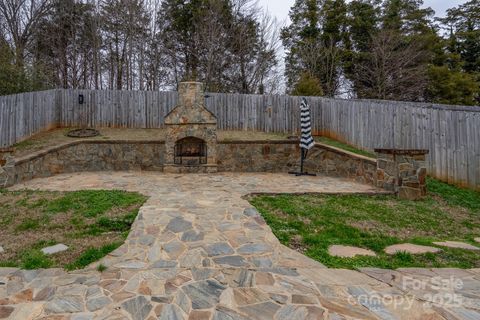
left=3, top=141, right=165, bottom=187
left=1, top=140, right=378, bottom=188
left=217, top=141, right=377, bottom=185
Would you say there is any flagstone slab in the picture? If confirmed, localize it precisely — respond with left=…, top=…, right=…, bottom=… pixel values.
left=237, top=243, right=272, bottom=255
left=384, top=243, right=442, bottom=255
left=45, top=296, right=84, bottom=314
left=0, top=306, right=14, bottom=318
left=213, top=256, right=248, bottom=267
left=181, top=230, right=205, bottom=242
left=41, top=244, right=69, bottom=255
left=243, top=208, right=260, bottom=217
left=166, top=217, right=193, bottom=233
left=205, top=243, right=234, bottom=257
left=238, top=301, right=281, bottom=320
left=328, top=245, right=376, bottom=258
left=151, top=260, right=178, bottom=268
left=121, top=296, right=152, bottom=320
left=433, top=241, right=480, bottom=250
left=158, top=304, right=185, bottom=320
left=475, top=238, right=480, bottom=243
left=182, top=280, right=226, bottom=310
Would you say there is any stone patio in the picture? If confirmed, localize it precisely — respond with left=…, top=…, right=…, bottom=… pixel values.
left=1, top=172, right=479, bottom=319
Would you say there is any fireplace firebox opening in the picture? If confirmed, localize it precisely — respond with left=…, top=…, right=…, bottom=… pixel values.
left=174, top=137, right=207, bottom=165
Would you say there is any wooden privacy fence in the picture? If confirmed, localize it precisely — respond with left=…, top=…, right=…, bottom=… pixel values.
left=317, top=98, right=480, bottom=189
left=0, top=90, right=59, bottom=148
left=1, top=89, right=479, bottom=189
left=56, top=90, right=316, bottom=133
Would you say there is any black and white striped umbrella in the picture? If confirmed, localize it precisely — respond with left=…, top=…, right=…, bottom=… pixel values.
left=299, top=98, right=315, bottom=150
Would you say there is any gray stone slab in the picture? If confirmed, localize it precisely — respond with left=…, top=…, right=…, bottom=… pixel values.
left=205, top=242, right=234, bottom=257
left=243, top=208, right=260, bottom=217
left=114, top=261, right=147, bottom=269
left=384, top=243, right=441, bottom=255
left=251, top=257, right=273, bottom=268
left=275, top=305, right=309, bottom=320
left=151, top=260, right=178, bottom=268
left=159, top=304, right=185, bottom=320
left=213, top=306, right=249, bottom=320
left=12, top=269, right=40, bottom=282
left=329, top=245, right=377, bottom=258
left=86, top=296, right=112, bottom=312
left=71, top=313, right=95, bottom=320
left=239, top=301, right=281, bottom=320
left=237, top=243, right=272, bottom=255
left=138, top=235, right=155, bottom=246
left=213, top=255, right=248, bottom=267
left=121, top=296, right=153, bottom=320
left=181, top=230, right=205, bottom=242
left=433, top=241, right=480, bottom=250
left=41, top=244, right=69, bottom=255
left=182, top=280, right=226, bottom=309
left=166, top=217, right=193, bottom=233
left=45, top=296, right=84, bottom=314
left=348, top=286, right=397, bottom=320
left=164, top=240, right=186, bottom=259
left=259, top=267, right=299, bottom=276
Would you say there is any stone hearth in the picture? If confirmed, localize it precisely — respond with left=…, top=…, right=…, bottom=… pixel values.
left=164, top=82, right=218, bottom=173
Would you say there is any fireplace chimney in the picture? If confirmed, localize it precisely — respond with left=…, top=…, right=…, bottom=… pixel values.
left=164, top=82, right=218, bottom=173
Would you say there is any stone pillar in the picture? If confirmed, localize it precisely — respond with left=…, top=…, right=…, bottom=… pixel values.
left=375, top=149, right=429, bottom=200
left=0, top=148, right=15, bottom=188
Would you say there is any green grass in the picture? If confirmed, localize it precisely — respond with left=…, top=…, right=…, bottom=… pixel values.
left=12, top=139, right=38, bottom=151
left=20, top=250, right=53, bottom=269
left=97, top=264, right=108, bottom=272
left=315, top=136, right=376, bottom=158
left=15, top=218, right=42, bottom=231
left=1, top=189, right=147, bottom=270
left=250, top=179, right=480, bottom=269
left=46, top=190, right=146, bottom=217
left=65, top=242, right=122, bottom=270
left=427, top=177, right=480, bottom=211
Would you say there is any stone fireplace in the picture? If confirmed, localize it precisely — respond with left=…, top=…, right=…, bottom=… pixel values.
left=164, top=82, right=217, bottom=173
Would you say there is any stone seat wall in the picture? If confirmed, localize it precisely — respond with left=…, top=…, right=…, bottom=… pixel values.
left=0, top=140, right=379, bottom=189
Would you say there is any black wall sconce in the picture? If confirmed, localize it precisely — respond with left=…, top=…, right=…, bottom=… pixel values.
left=79, top=94, right=84, bottom=105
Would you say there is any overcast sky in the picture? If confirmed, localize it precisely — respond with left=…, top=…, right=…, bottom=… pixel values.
left=259, top=0, right=469, bottom=24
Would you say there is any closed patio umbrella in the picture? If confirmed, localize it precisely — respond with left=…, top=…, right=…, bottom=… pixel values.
left=289, top=98, right=316, bottom=176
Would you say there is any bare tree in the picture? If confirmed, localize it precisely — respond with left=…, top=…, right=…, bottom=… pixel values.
left=194, top=0, right=231, bottom=91
left=353, top=30, right=430, bottom=101
left=0, top=0, right=51, bottom=68
left=295, top=37, right=343, bottom=97
left=101, top=0, right=149, bottom=90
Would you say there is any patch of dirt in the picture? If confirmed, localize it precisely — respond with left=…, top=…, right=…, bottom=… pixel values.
left=13, top=128, right=289, bottom=158
left=300, top=216, right=312, bottom=225
left=348, top=220, right=383, bottom=233
left=271, top=209, right=290, bottom=219
left=289, top=235, right=307, bottom=254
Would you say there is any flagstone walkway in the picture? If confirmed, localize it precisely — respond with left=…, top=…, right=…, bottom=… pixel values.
left=1, top=172, right=479, bottom=319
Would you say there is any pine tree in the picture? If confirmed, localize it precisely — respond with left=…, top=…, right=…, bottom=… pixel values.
left=281, top=0, right=348, bottom=97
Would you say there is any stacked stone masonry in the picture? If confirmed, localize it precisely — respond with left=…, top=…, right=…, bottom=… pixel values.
left=375, top=149, right=429, bottom=200
left=0, top=140, right=378, bottom=189
left=164, top=82, right=218, bottom=173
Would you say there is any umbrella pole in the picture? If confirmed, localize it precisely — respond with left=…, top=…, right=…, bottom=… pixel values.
left=289, top=148, right=317, bottom=177
left=300, top=148, right=305, bottom=173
